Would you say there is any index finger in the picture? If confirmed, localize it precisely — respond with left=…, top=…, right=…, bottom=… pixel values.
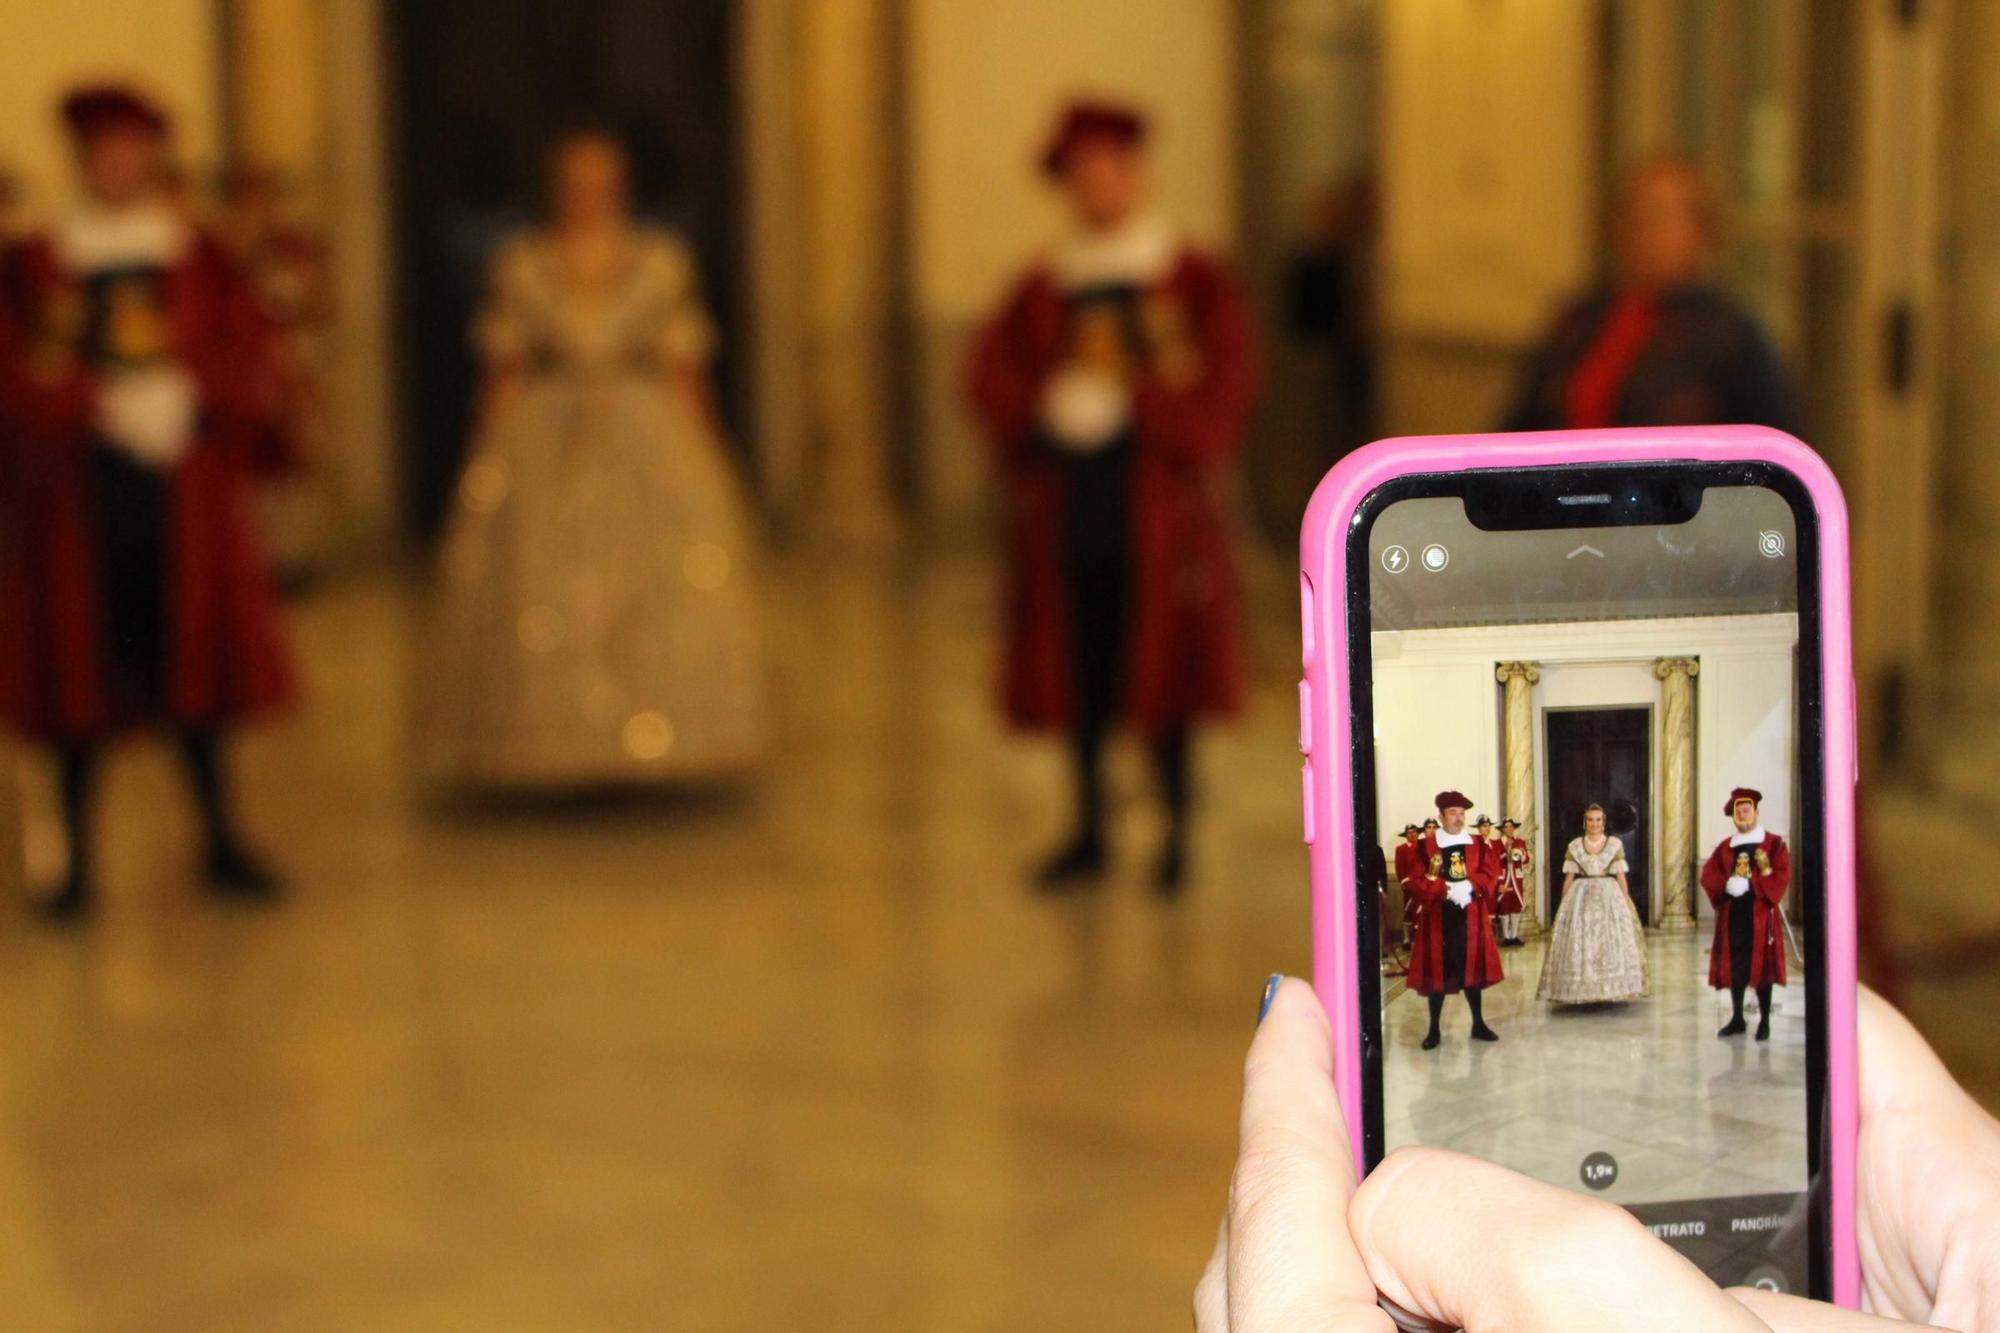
left=1226, top=977, right=1393, bottom=1331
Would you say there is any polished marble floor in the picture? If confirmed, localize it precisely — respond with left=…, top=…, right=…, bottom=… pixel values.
left=0, top=548, right=1992, bottom=1331
left=0, top=550, right=1311, bottom=1332
left=1383, top=934, right=1808, bottom=1204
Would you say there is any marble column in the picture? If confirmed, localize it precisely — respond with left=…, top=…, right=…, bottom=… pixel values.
left=796, top=0, right=901, bottom=542
left=1653, top=656, right=1701, bottom=931
left=1494, top=661, right=1541, bottom=931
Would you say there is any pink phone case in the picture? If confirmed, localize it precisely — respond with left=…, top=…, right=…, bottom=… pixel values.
left=1299, top=425, right=1859, bottom=1306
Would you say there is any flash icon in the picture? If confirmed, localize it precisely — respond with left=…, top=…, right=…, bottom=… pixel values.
left=1381, top=544, right=1409, bottom=574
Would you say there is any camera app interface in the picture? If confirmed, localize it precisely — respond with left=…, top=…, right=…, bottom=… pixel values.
left=1366, top=483, right=1810, bottom=1293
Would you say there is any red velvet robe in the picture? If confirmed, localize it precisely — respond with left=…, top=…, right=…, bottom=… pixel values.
left=1392, top=840, right=1421, bottom=893
left=1700, top=831, right=1790, bottom=988
left=0, top=230, right=295, bottom=740
left=1493, top=833, right=1531, bottom=915
left=1391, top=838, right=1422, bottom=938
left=1406, top=831, right=1504, bottom=995
left=963, top=248, right=1255, bottom=736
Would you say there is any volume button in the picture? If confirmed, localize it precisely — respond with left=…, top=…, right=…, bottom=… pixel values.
left=1850, top=673, right=1860, bottom=786
left=1300, top=573, right=1317, bottom=667
left=1298, top=679, right=1312, bottom=754
left=1301, top=762, right=1316, bottom=844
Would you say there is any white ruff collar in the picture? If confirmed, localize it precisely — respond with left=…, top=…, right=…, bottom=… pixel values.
left=1051, top=210, right=1178, bottom=291
left=56, top=203, right=188, bottom=273
left=1731, top=827, right=1767, bottom=846
left=1434, top=829, right=1473, bottom=847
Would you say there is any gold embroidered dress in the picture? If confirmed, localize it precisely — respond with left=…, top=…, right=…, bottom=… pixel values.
left=1537, top=834, right=1650, bottom=1003
left=420, top=228, right=764, bottom=786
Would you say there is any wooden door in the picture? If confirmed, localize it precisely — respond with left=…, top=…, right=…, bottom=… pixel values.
left=1544, top=708, right=1651, bottom=923
left=386, top=0, right=740, bottom=535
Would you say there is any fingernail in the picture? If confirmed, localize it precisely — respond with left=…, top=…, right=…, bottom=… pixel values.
left=1258, top=973, right=1283, bottom=1024
left=1377, top=1296, right=1432, bottom=1331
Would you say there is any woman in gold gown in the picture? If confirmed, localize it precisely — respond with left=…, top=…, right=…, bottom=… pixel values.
left=421, top=131, right=764, bottom=787
left=1536, top=803, right=1650, bottom=1003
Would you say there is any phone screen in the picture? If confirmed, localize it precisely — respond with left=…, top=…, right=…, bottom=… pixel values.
left=1349, top=464, right=1826, bottom=1298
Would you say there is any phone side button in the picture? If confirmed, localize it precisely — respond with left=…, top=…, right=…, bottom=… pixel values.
left=1300, top=573, right=1317, bottom=668
left=1850, top=673, right=1861, bottom=787
left=1301, top=762, right=1316, bottom=844
left=1298, top=679, right=1312, bottom=754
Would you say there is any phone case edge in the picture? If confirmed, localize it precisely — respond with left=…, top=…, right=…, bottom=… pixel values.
left=1298, top=424, right=1859, bottom=1307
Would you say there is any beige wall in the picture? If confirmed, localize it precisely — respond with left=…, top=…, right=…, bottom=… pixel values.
left=906, top=0, right=1241, bottom=522
left=0, top=0, right=223, bottom=215
left=1371, top=614, right=1798, bottom=926
left=232, top=0, right=326, bottom=190
left=908, top=0, right=1240, bottom=322
left=1376, top=0, right=1599, bottom=437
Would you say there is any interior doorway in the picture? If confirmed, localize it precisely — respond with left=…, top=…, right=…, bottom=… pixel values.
left=385, top=0, right=741, bottom=537
left=1544, top=706, right=1652, bottom=923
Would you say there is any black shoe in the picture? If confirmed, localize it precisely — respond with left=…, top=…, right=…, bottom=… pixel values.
left=35, top=871, right=92, bottom=922
left=1420, top=1029, right=1441, bottom=1051
left=1718, top=1017, right=1748, bottom=1038
left=1153, top=840, right=1187, bottom=897
left=1034, top=833, right=1106, bottom=891
left=1470, top=1023, right=1500, bottom=1042
left=1755, top=1015, right=1771, bottom=1042
left=1502, top=938, right=1523, bottom=949
left=205, top=840, right=282, bottom=902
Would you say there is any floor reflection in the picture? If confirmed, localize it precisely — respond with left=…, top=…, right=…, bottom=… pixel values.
left=0, top=550, right=1305, bottom=1331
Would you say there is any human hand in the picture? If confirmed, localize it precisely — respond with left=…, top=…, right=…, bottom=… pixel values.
left=1727, top=875, right=1752, bottom=897
left=1194, top=977, right=1392, bottom=1331
left=1732, top=988, right=2000, bottom=1330
left=1200, top=978, right=1775, bottom=1331
left=1446, top=883, right=1473, bottom=908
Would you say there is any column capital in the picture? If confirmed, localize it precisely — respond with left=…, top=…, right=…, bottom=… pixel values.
left=1495, top=661, right=1542, bottom=685
left=1653, top=655, right=1701, bottom=680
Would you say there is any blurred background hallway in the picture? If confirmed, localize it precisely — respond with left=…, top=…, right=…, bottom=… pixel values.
left=3, top=0, right=2000, bottom=1326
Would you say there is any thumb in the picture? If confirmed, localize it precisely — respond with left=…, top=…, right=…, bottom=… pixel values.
left=1350, top=1147, right=1765, bottom=1332
left=1224, top=977, right=1392, bottom=1331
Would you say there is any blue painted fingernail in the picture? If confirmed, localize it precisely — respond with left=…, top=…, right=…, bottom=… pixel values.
left=1258, top=973, right=1283, bottom=1024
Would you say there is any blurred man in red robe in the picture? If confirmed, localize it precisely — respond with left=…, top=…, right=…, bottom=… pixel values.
left=966, top=99, right=1255, bottom=895
left=0, top=86, right=294, bottom=918
left=218, top=162, right=329, bottom=588
left=1700, top=786, right=1790, bottom=1040
left=1407, top=791, right=1503, bottom=1048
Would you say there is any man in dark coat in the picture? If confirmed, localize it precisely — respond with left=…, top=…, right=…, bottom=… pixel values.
left=966, top=99, right=1256, bottom=895
left=1406, top=791, right=1503, bottom=1048
left=1502, top=154, right=1798, bottom=434
left=0, top=85, right=294, bottom=917
left=1700, top=786, right=1791, bottom=1040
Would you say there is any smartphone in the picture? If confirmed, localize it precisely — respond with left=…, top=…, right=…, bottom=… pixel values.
left=1298, top=427, right=1858, bottom=1306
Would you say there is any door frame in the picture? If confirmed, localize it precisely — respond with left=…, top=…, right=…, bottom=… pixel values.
left=1605, top=0, right=1947, bottom=775
left=1540, top=702, right=1655, bottom=925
